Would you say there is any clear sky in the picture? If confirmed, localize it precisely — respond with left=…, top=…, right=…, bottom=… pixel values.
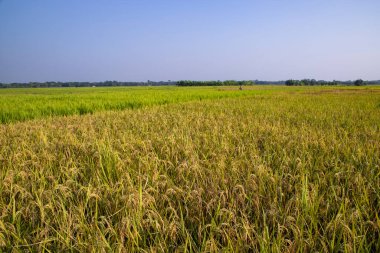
left=0, top=0, right=379, bottom=83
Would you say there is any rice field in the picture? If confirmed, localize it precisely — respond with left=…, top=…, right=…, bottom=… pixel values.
left=0, top=86, right=274, bottom=124
left=0, top=86, right=379, bottom=252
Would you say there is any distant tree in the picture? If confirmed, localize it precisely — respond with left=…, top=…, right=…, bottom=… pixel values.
left=285, top=80, right=294, bottom=86
left=301, top=79, right=313, bottom=86
left=176, top=80, right=253, bottom=87
left=223, top=80, right=236, bottom=86
left=286, top=79, right=341, bottom=86
left=354, top=79, right=365, bottom=86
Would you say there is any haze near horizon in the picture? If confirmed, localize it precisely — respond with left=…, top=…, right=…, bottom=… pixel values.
left=0, top=0, right=379, bottom=83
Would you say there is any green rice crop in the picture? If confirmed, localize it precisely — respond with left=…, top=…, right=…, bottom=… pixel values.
left=0, top=86, right=379, bottom=252
left=0, top=86, right=277, bottom=124
left=0, top=85, right=365, bottom=124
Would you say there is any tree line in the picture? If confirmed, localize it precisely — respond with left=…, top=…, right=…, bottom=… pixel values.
left=176, top=80, right=254, bottom=86
left=0, top=81, right=177, bottom=88
left=285, top=79, right=368, bottom=86
left=0, top=79, right=377, bottom=88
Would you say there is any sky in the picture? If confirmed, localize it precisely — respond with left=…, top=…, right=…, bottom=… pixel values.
left=0, top=0, right=379, bottom=83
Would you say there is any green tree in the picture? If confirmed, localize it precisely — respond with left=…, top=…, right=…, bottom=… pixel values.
left=354, top=79, right=365, bottom=86
left=285, top=80, right=295, bottom=86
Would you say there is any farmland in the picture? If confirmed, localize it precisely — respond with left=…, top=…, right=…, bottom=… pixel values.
left=0, top=86, right=379, bottom=251
left=0, top=86, right=274, bottom=124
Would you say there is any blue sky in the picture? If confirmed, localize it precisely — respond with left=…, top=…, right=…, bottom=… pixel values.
left=0, top=0, right=379, bottom=82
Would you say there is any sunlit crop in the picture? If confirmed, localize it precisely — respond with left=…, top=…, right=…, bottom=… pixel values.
left=0, top=86, right=379, bottom=252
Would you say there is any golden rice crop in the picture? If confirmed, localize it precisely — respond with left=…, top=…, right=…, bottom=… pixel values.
left=0, top=87, right=379, bottom=252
